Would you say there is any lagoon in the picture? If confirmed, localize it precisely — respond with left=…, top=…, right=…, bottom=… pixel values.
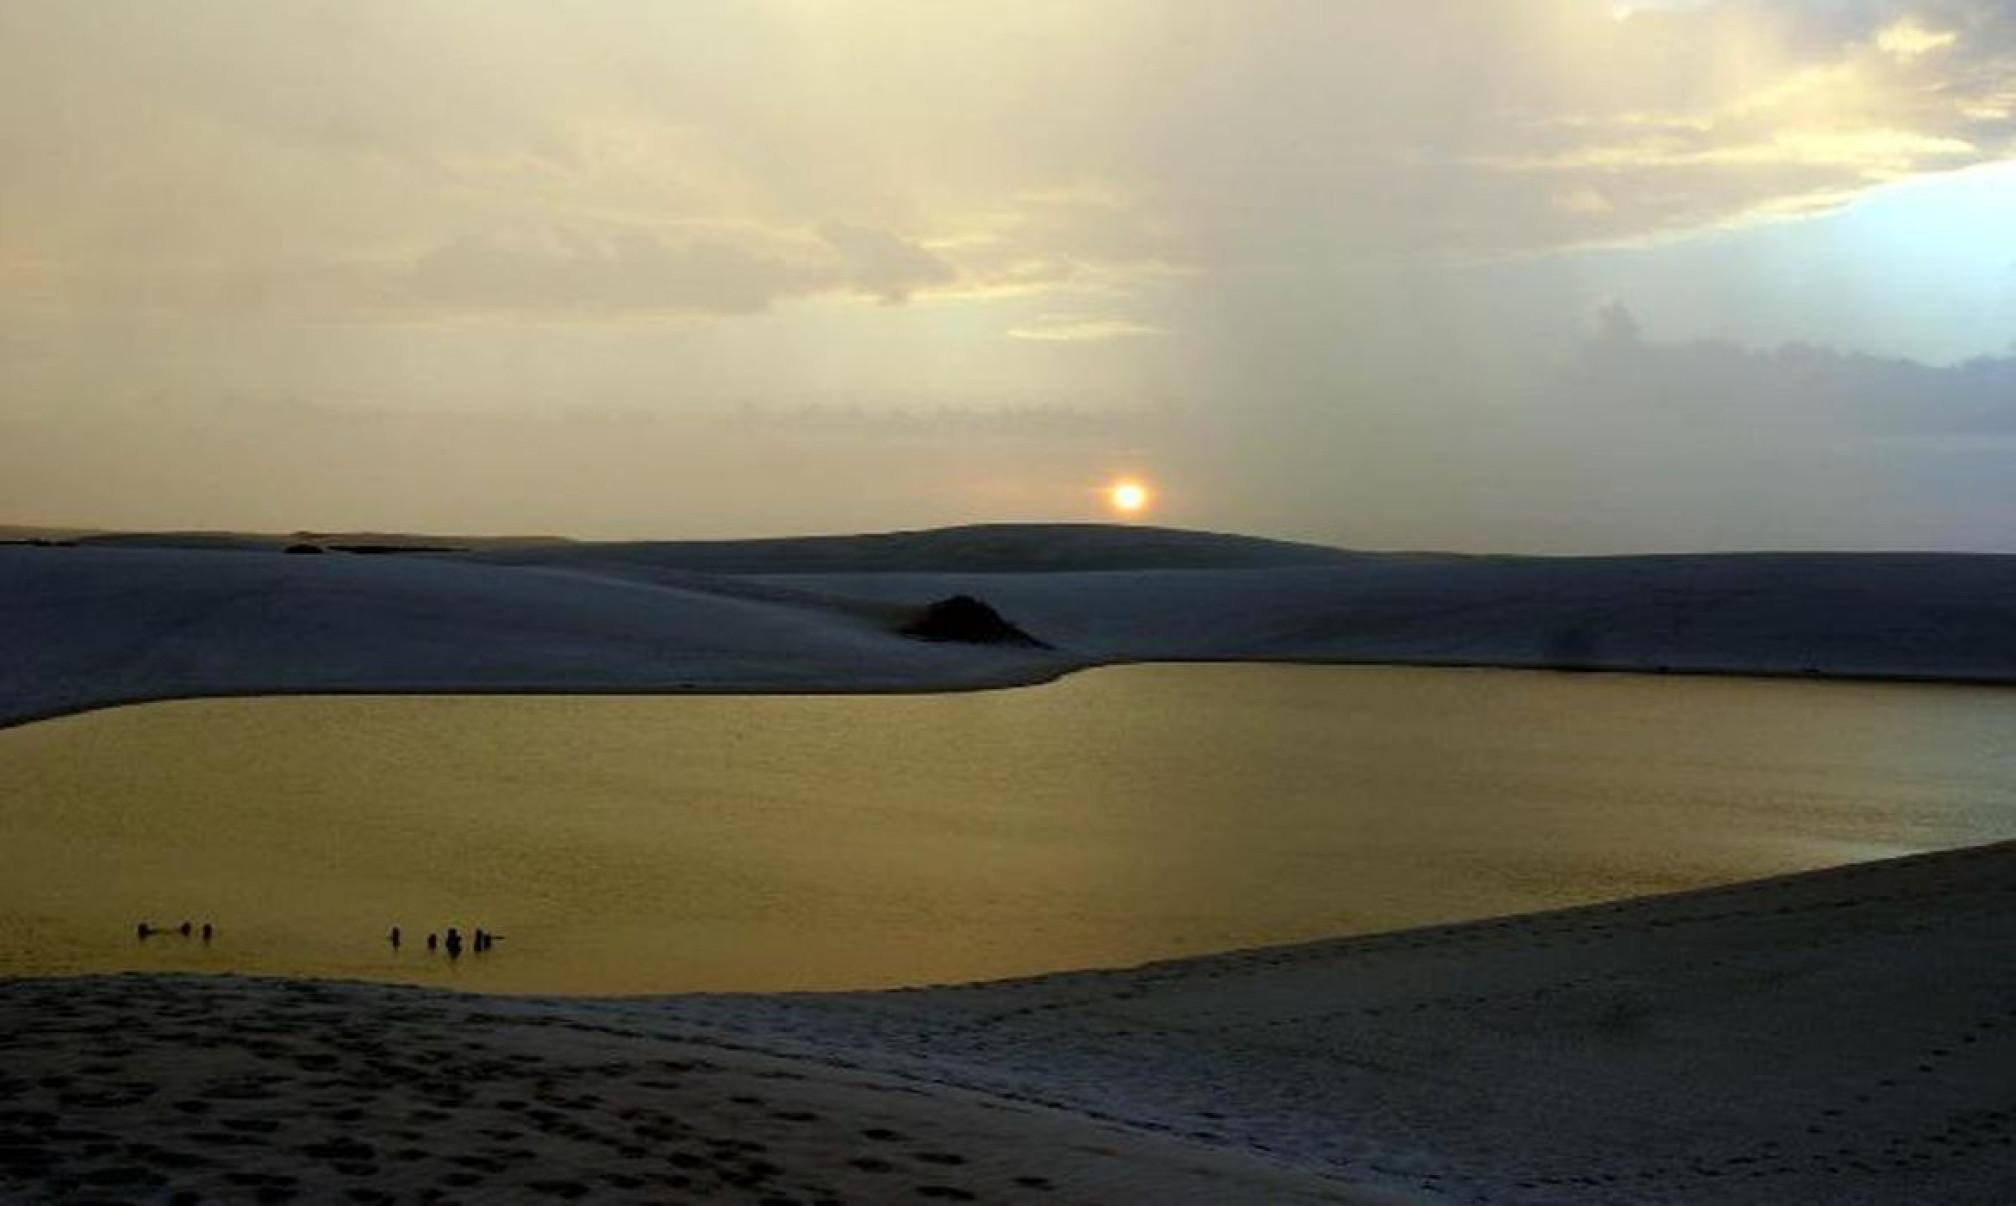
left=3, top=664, right=2014, bottom=993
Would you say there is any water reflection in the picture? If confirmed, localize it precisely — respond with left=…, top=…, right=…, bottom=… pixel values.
left=2, top=665, right=2013, bottom=993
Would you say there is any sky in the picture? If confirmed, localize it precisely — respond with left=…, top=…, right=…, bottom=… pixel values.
left=3, top=0, right=2014, bottom=552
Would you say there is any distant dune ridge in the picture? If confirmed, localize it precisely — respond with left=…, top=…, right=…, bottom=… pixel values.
left=6, top=522, right=2016, bottom=727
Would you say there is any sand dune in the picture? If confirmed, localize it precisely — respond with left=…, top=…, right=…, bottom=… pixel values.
left=0, top=978, right=1376, bottom=1205
left=680, top=838, right=2016, bottom=1203
left=4, top=842, right=2011, bottom=1203
left=0, top=540, right=1070, bottom=728
left=462, top=522, right=1356, bottom=574
left=9, top=524, right=2016, bottom=727
left=6, top=523, right=2016, bottom=1202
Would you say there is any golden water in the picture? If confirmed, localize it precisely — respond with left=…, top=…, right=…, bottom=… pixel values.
left=3, top=665, right=2012, bottom=993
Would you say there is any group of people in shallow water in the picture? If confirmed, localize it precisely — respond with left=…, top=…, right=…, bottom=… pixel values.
left=387, top=924, right=500, bottom=959
left=134, top=920, right=499, bottom=960
left=136, top=920, right=212, bottom=942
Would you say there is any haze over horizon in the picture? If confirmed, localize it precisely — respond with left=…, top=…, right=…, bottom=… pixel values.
left=5, top=2, right=2015, bottom=553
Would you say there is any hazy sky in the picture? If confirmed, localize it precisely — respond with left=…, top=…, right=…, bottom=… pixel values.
left=4, top=1, right=2014, bottom=550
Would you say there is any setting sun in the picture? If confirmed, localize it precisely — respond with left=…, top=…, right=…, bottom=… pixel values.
left=1108, top=480, right=1151, bottom=516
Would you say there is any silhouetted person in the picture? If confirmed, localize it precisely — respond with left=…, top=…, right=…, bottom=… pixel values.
left=136, top=923, right=155, bottom=940
left=427, top=932, right=438, bottom=952
left=177, top=920, right=192, bottom=937
left=389, top=925, right=402, bottom=950
left=445, top=927, right=462, bottom=958
left=201, top=922, right=213, bottom=943
left=473, top=928, right=488, bottom=953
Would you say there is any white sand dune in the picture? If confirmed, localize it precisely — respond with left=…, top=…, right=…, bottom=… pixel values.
left=6, top=522, right=2016, bottom=1202
left=9, top=523, right=2016, bottom=727
left=0, top=540, right=1071, bottom=728
left=3, top=841, right=2011, bottom=1203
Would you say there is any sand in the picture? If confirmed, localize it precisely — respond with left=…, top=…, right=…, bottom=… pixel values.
left=0, top=979, right=1371, bottom=1205
left=6, top=841, right=2012, bottom=1203
left=6, top=525, right=2016, bottom=1201
left=13, top=528, right=2016, bottom=728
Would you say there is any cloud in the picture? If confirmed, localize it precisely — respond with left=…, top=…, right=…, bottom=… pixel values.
left=7, top=2, right=2016, bottom=550
left=1553, top=186, right=1616, bottom=215
left=1443, top=6, right=2016, bottom=248
left=818, top=223, right=958, bottom=304
left=1497, top=129, right=1979, bottom=174
left=4, top=1, right=2011, bottom=315
left=406, top=232, right=807, bottom=316
left=22, top=220, right=966, bottom=319
left=1572, top=304, right=2016, bottom=436
left=1877, top=17, right=1959, bottom=61
left=407, top=220, right=964, bottom=317
left=11, top=298, right=2016, bottom=552
left=1005, top=314, right=1169, bottom=342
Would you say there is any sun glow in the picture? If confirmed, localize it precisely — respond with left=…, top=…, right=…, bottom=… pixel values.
left=1108, top=480, right=1151, bottom=516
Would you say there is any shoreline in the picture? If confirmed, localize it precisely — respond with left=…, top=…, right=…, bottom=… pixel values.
left=16, top=533, right=2016, bottom=733
left=10, top=652, right=2016, bottom=735
left=7, top=839, right=2014, bottom=1202
left=13, top=834, right=2013, bottom=1001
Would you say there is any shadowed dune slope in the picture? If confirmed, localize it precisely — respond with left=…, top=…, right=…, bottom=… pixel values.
left=0, top=544, right=1068, bottom=728
left=8, top=526, right=2016, bottom=725
left=773, top=550, right=2016, bottom=674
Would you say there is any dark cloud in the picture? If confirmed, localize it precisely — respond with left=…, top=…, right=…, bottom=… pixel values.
left=1574, top=306, right=2016, bottom=434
